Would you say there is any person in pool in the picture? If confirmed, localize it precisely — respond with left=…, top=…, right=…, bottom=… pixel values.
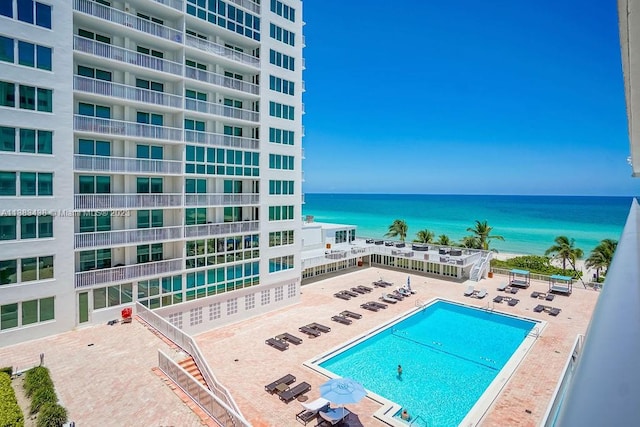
left=401, top=409, right=410, bottom=420
left=397, top=364, right=403, bottom=376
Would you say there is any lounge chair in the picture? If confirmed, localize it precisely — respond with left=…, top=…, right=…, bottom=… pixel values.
left=276, top=333, right=303, bottom=345
left=340, top=310, right=362, bottom=319
left=508, top=287, right=519, bottom=294
left=373, top=279, right=392, bottom=287
left=331, top=315, right=352, bottom=325
left=388, top=291, right=404, bottom=301
left=309, top=322, right=331, bottom=333
left=464, top=285, right=475, bottom=296
left=497, top=283, right=509, bottom=291
left=369, top=301, right=388, bottom=309
left=357, top=285, right=373, bottom=292
left=360, top=303, right=379, bottom=312
left=334, top=292, right=351, bottom=301
left=549, top=307, right=561, bottom=316
left=319, top=407, right=351, bottom=425
left=475, top=288, right=487, bottom=299
left=397, top=287, right=411, bottom=297
left=265, top=373, right=296, bottom=394
left=531, top=291, right=541, bottom=298
left=493, top=295, right=504, bottom=303
left=266, top=337, right=289, bottom=351
left=380, top=294, right=398, bottom=304
left=279, top=381, right=312, bottom=402
left=296, top=398, right=330, bottom=425
left=350, top=287, right=366, bottom=294
left=533, top=304, right=545, bottom=313
left=507, top=298, right=519, bottom=306
left=545, top=293, right=555, bottom=301
left=298, top=326, right=321, bottom=337
left=342, top=290, right=359, bottom=297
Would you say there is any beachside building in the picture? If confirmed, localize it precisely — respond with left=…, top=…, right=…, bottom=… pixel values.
left=0, top=0, right=305, bottom=346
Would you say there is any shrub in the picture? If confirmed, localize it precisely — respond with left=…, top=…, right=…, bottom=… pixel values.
left=24, top=366, right=53, bottom=398
left=0, top=372, right=24, bottom=427
left=30, top=386, right=57, bottom=414
left=36, top=403, right=67, bottom=427
left=491, top=255, right=582, bottom=278
left=0, top=366, right=13, bottom=376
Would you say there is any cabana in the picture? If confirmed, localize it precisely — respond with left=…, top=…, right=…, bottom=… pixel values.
left=549, top=274, right=573, bottom=295
left=509, top=269, right=531, bottom=288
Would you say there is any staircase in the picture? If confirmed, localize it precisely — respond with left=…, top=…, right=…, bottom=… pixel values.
left=178, top=356, right=208, bottom=389
left=470, top=252, right=492, bottom=281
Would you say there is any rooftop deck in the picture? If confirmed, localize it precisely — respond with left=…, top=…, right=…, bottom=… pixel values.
left=0, top=267, right=599, bottom=426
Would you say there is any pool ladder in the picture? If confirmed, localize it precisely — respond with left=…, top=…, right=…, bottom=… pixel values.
left=527, top=326, right=540, bottom=338
left=409, top=414, right=426, bottom=426
left=485, top=300, right=494, bottom=312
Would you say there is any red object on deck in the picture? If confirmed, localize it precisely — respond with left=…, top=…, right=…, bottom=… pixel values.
left=121, top=307, right=132, bottom=319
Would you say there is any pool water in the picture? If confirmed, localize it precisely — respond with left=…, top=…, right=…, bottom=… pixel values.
left=318, top=300, right=537, bottom=426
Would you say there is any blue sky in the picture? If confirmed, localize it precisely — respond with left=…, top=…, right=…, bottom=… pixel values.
left=300, top=0, right=638, bottom=196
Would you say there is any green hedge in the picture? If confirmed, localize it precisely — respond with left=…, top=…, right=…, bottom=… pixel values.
left=491, top=255, right=582, bottom=278
left=36, top=403, right=67, bottom=427
left=24, top=367, right=68, bottom=426
left=0, top=372, right=24, bottom=427
left=0, top=366, right=13, bottom=376
left=24, top=367, right=53, bottom=398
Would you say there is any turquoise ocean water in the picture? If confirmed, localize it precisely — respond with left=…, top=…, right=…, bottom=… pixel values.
left=302, top=194, right=634, bottom=255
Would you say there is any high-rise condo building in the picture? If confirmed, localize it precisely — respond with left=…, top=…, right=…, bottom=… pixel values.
left=0, top=0, right=304, bottom=346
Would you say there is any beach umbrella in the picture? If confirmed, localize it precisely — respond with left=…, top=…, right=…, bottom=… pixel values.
left=319, top=377, right=366, bottom=420
left=407, top=276, right=411, bottom=291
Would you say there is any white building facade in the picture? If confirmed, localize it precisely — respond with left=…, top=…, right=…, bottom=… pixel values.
left=0, top=0, right=304, bottom=346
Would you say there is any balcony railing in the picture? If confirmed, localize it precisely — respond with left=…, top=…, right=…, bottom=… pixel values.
left=184, top=220, right=259, bottom=238
left=74, top=36, right=183, bottom=76
left=75, top=258, right=183, bottom=288
left=74, top=76, right=183, bottom=109
left=74, top=115, right=183, bottom=142
left=152, top=0, right=183, bottom=11
left=74, top=155, right=182, bottom=175
left=183, top=129, right=259, bottom=150
left=227, top=0, right=260, bottom=14
left=184, top=35, right=259, bottom=68
left=73, top=0, right=183, bottom=43
left=75, top=226, right=184, bottom=249
left=184, top=98, right=259, bottom=122
left=75, top=194, right=183, bottom=210
left=184, top=67, right=259, bottom=95
left=184, top=193, right=259, bottom=206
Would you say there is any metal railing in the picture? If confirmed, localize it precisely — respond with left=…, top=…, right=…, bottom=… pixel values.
left=184, top=221, right=259, bottom=238
left=184, top=97, right=259, bottom=122
left=152, top=0, right=183, bottom=11
left=227, top=0, right=260, bottom=14
left=183, top=128, right=259, bottom=150
left=184, top=35, right=260, bottom=68
left=74, top=193, right=183, bottom=210
left=73, top=0, right=183, bottom=43
left=74, top=76, right=183, bottom=108
left=75, top=258, right=183, bottom=288
left=136, top=303, right=249, bottom=425
left=74, top=36, right=183, bottom=76
left=184, top=193, right=259, bottom=206
left=74, top=226, right=183, bottom=249
left=74, top=155, right=183, bottom=175
left=74, top=115, right=183, bottom=142
left=184, top=67, right=259, bottom=96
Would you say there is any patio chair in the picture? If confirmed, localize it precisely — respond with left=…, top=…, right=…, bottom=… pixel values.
left=319, top=407, right=352, bottom=425
left=397, top=287, right=411, bottom=297
left=265, top=337, right=289, bottom=351
left=497, top=283, right=509, bottom=291
left=279, top=381, right=312, bottom=402
left=265, top=373, right=296, bottom=394
left=357, top=285, right=373, bottom=292
left=350, top=287, right=367, bottom=294
left=464, top=285, right=475, bottom=296
left=475, top=288, right=487, bottom=299
left=507, top=298, right=520, bottom=306
left=369, top=301, right=388, bottom=309
left=531, top=291, right=541, bottom=298
left=334, top=292, right=351, bottom=301
left=296, top=398, right=330, bottom=425
left=308, top=322, right=331, bottom=333
left=340, top=310, right=362, bottom=319
left=545, top=293, right=555, bottom=301
left=331, top=315, right=352, bottom=325
left=360, top=303, right=379, bottom=312
left=298, top=326, right=321, bottom=337
left=493, top=295, right=504, bottom=303
left=533, top=304, right=545, bottom=313
left=276, top=332, right=303, bottom=345
left=342, top=290, right=359, bottom=297
left=380, top=294, right=398, bottom=304
left=390, top=290, right=405, bottom=300
left=549, top=307, right=561, bottom=316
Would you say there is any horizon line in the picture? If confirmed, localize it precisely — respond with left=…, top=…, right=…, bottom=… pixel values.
left=302, top=192, right=640, bottom=197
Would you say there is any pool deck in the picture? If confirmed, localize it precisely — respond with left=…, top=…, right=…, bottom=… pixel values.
left=0, top=267, right=599, bottom=426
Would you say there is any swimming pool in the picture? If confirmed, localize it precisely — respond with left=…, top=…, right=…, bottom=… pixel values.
left=311, top=300, right=539, bottom=426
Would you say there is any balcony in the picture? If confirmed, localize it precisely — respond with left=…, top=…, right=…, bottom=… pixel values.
left=74, top=115, right=183, bottom=142
left=75, top=258, right=183, bottom=288
left=184, top=98, right=259, bottom=122
left=227, top=0, right=260, bottom=14
left=74, top=36, right=183, bottom=76
left=184, top=129, right=259, bottom=150
left=184, top=66, right=259, bottom=96
left=152, top=0, right=183, bottom=11
left=184, top=193, right=260, bottom=206
left=184, top=35, right=260, bottom=69
left=75, top=226, right=184, bottom=249
left=184, top=220, right=260, bottom=238
left=75, top=194, right=183, bottom=210
left=74, top=155, right=182, bottom=175
left=74, top=76, right=183, bottom=109
left=73, top=0, right=183, bottom=44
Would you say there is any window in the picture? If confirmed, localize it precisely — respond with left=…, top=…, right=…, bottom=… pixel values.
left=78, top=175, right=111, bottom=194
left=20, top=215, right=53, bottom=239
left=137, top=12, right=163, bottom=25
left=0, top=81, right=15, bottom=107
left=78, top=102, right=110, bottom=118
left=137, top=45, right=163, bottom=58
left=186, top=0, right=260, bottom=41
left=184, top=119, right=205, bottom=131
left=268, top=180, right=294, bottom=195
left=77, top=65, right=111, bottom=81
left=185, top=208, right=206, bottom=225
left=78, top=139, right=110, bottom=156
left=268, top=205, right=295, bottom=221
left=17, top=0, right=34, bottom=25
left=78, top=28, right=110, bottom=44
left=136, top=144, right=163, bottom=159
left=269, top=154, right=294, bottom=170
left=269, top=23, right=295, bottom=46
left=185, top=89, right=207, bottom=101
left=21, top=296, right=54, bottom=325
left=269, top=255, right=294, bottom=273
left=0, top=171, right=16, bottom=195
left=137, top=243, right=163, bottom=263
left=78, top=212, right=111, bottom=233
left=269, top=127, right=295, bottom=145
left=20, top=255, right=53, bottom=281
left=94, top=283, right=134, bottom=309
left=269, top=49, right=295, bottom=71
left=270, top=0, right=295, bottom=22
left=269, top=75, right=295, bottom=96
left=269, top=230, right=294, bottom=247
left=137, top=209, right=163, bottom=228
left=1, top=303, right=18, bottom=330
left=136, top=78, right=164, bottom=92
left=185, top=178, right=206, bottom=193
left=136, top=177, right=163, bottom=193
left=0, top=2, right=12, bottom=18
left=0, top=259, right=17, bottom=285
left=19, top=172, right=52, bottom=196
left=0, top=216, right=16, bottom=240
left=269, top=101, right=295, bottom=120
left=0, top=36, right=13, bottom=63
left=185, top=59, right=207, bottom=70
left=79, top=249, right=111, bottom=271
left=137, top=112, right=163, bottom=126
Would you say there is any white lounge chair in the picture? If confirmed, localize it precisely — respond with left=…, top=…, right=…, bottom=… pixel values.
left=497, top=283, right=508, bottom=291
left=464, top=285, right=475, bottom=296
left=380, top=294, right=398, bottom=304
left=476, top=288, right=487, bottom=299
left=397, top=287, right=411, bottom=297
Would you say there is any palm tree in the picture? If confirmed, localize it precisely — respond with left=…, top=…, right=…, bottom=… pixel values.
left=459, top=235, right=480, bottom=249
left=466, top=220, right=504, bottom=250
left=385, top=219, right=408, bottom=242
left=436, top=234, right=451, bottom=245
left=545, top=236, right=584, bottom=272
left=414, top=229, right=435, bottom=243
left=585, top=239, right=618, bottom=281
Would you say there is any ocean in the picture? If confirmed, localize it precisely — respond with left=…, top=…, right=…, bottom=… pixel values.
left=302, top=194, right=634, bottom=256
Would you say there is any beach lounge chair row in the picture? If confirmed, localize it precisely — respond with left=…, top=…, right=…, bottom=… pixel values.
left=334, top=289, right=363, bottom=300
left=531, top=291, right=555, bottom=301
left=360, top=301, right=387, bottom=312
left=331, top=310, right=363, bottom=326
left=380, top=293, right=398, bottom=304
left=265, top=373, right=312, bottom=403
left=497, top=283, right=519, bottom=294
left=331, top=315, right=352, bottom=325
left=534, top=304, right=561, bottom=316
left=493, top=295, right=520, bottom=306
left=373, top=279, right=393, bottom=287
left=464, top=286, right=487, bottom=299
left=265, top=373, right=296, bottom=394
left=266, top=332, right=304, bottom=350
left=299, top=322, right=331, bottom=337
left=280, top=381, right=312, bottom=403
